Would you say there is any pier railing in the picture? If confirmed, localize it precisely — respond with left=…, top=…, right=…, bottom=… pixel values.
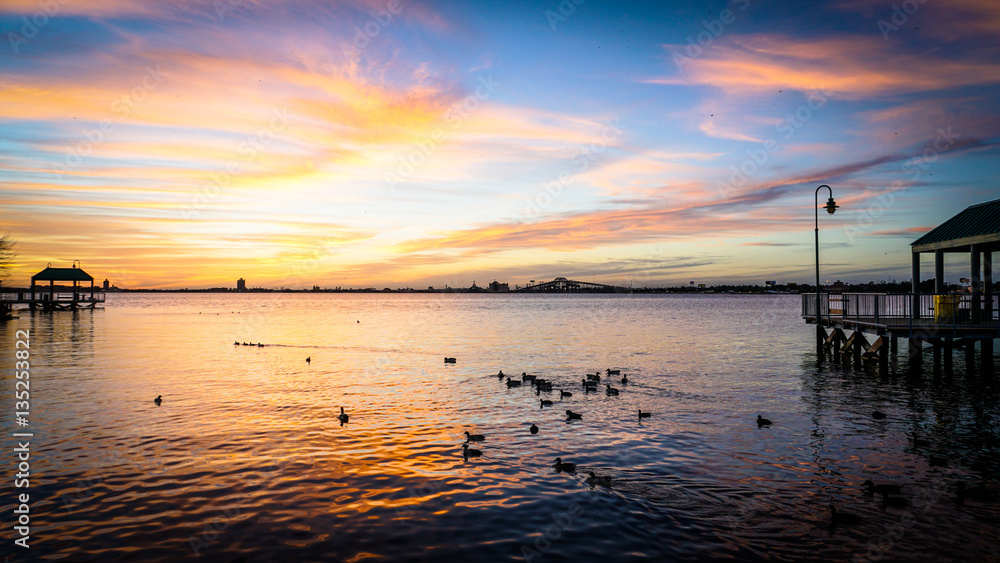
left=802, top=293, right=999, bottom=328
left=1, top=291, right=106, bottom=304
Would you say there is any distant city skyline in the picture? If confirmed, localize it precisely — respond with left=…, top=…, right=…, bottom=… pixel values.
left=2, top=0, right=999, bottom=289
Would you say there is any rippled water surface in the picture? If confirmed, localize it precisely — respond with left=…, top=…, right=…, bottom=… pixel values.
left=1, top=293, right=999, bottom=562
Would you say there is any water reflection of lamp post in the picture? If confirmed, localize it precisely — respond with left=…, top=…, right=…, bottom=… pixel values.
left=815, top=185, right=838, bottom=347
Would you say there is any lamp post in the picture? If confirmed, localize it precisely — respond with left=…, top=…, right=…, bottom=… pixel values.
left=815, top=185, right=838, bottom=349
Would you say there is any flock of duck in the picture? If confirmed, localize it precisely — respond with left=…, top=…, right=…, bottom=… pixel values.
left=456, top=367, right=652, bottom=486
left=153, top=351, right=998, bottom=528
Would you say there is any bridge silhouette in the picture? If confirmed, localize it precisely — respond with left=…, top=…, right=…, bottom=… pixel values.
left=514, top=277, right=628, bottom=293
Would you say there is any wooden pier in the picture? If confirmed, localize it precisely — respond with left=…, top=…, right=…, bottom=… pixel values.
left=803, top=292, right=998, bottom=371
left=804, top=198, right=998, bottom=371
left=0, top=263, right=106, bottom=316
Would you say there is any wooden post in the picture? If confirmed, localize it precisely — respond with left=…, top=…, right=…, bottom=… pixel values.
left=908, top=338, right=921, bottom=363
left=984, top=251, right=993, bottom=327
left=912, top=252, right=922, bottom=324
left=934, top=250, right=945, bottom=294
left=971, top=244, right=982, bottom=323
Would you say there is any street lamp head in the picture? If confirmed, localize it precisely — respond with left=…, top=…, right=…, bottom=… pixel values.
left=825, top=197, right=838, bottom=214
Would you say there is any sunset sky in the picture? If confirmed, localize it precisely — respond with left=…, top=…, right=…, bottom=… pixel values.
left=2, top=0, right=999, bottom=289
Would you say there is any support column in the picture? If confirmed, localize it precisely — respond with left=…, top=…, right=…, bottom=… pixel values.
left=912, top=252, right=922, bottom=322
left=935, top=249, right=945, bottom=294
left=985, top=251, right=994, bottom=326
left=971, top=245, right=982, bottom=323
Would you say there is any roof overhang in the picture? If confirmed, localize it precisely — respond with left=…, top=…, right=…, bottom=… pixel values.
left=912, top=232, right=1000, bottom=253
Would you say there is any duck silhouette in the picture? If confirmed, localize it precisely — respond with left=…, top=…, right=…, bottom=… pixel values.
left=540, top=399, right=553, bottom=408
left=638, top=408, right=651, bottom=419
left=464, top=431, right=485, bottom=442
left=829, top=504, right=861, bottom=527
left=560, top=390, right=572, bottom=398
left=553, top=458, right=576, bottom=472
left=587, top=471, right=612, bottom=486
left=605, top=385, right=619, bottom=396
left=757, top=415, right=772, bottom=427
left=154, top=395, right=162, bottom=406
left=338, top=407, right=349, bottom=424
left=306, top=356, right=311, bottom=364
left=957, top=482, right=998, bottom=503
left=862, top=480, right=901, bottom=496
left=529, top=423, right=539, bottom=434
left=506, top=377, right=522, bottom=388
left=621, top=374, right=628, bottom=384
left=565, top=410, right=583, bottom=420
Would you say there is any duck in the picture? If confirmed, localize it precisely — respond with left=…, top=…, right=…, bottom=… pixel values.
left=565, top=410, right=583, bottom=420
left=464, top=431, right=485, bottom=442
left=957, top=482, right=998, bottom=502
left=540, top=399, right=553, bottom=408
left=929, top=455, right=949, bottom=467
left=862, top=480, right=902, bottom=496
left=880, top=495, right=909, bottom=508
left=497, top=370, right=505, bottom=379
left=463, top=443, right=483, bottom=458
left=234, top=341, right=239, bottom=345
left=258, top=343, right=264, bottom=347
left=560, top=390, right=572, bottom=399
left=154, top=395, right=162, bottom=406
left=522, top=372, right=536, bottom=382
left=536, top=383, right=553, bottom=394
left=638, top=408, right=651, bottom=419
left=506, top=377, right=522, bottom=388
left=606, top=369, right=621, bottom=376
left=582, top=378, right=597, bottom=387
left=242, top=342, right=249, bottom=346
left=872, top=411, right=887, bottom=420
left=605, top=385, right=619, bottom=396
left=338, top=407, right=349, bottom=424
left=756, top=415, right=772, bottom=427
left=587, top=373, right=601, bottom=382
left=829, top=504, right=861, bottom=527
left=444, top=357, right=456, bottom=363
left=553, top=457, right=576, bottom=472
left=529, top=423, right=539, bottom=434
left=587, top=471, right=612, bottom=486
left=306, top=356, right=311, bottom=364
left=621, top=374, right=628, bottom=384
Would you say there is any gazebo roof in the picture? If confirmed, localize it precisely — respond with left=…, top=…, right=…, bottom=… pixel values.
left=911, top=198, right=1000, bottom=253
left=31, top=266, right=94, bottom=282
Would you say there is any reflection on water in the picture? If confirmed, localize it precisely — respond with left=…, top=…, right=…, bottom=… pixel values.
left=0, top=293, right=998, bottom=562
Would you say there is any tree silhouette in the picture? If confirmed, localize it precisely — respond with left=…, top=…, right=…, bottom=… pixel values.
left=0, top=234, right=16, bottom=281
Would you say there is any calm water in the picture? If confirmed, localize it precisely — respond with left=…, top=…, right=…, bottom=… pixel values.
left=1, top=293, right=998, bottom=562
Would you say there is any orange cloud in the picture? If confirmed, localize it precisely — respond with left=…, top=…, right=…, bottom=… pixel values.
left=655, top=34, right=1000, bottom=99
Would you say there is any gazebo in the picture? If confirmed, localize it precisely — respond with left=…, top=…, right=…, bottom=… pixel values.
left=30, top=261, right=96, bottom=309
left=911, top=198, right=999, bottom=322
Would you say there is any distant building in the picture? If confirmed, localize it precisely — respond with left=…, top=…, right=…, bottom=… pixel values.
left=488, top=280, right=509, bottom=292
left=103, top=279, right=109, bottom=290
left=237, top=278, right=246, bottom=291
